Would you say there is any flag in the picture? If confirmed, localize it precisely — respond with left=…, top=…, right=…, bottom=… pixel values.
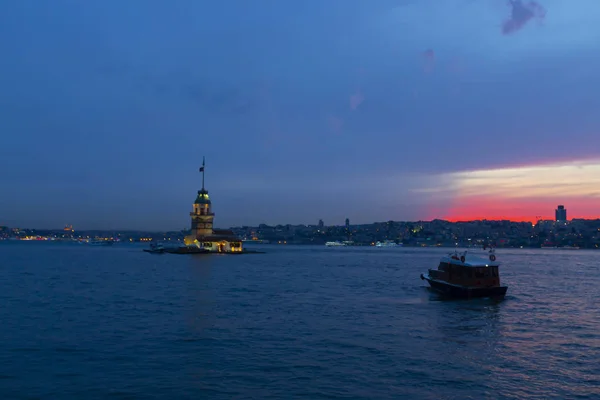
left=199, top=166, right=204, bottom=172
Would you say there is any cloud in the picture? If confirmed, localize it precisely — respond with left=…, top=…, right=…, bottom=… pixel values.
left=402, top=158, right=600, bottom=221
left=349, top=90, right=364, bottom=110
left=502, top=0, right=546, bottom=35
left=424, top=159, right=600, bottom=221
left=447, top=160, right=600, bottom=199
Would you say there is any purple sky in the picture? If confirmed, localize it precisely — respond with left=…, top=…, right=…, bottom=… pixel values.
left=1, top=0, right=600, bottom=230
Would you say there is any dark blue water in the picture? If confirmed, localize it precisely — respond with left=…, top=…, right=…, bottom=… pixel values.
left=1, top=242, right=599, bottom=399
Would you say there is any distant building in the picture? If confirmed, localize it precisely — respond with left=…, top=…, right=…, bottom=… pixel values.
left=62, top=224, right=74, bottom=238
left=318, top=219, right=324, bottom=229
left=345, top=218, right=351, bottom=240
left=184, top=158, right=243, bottom=253
left=555, top=205, right=567, bottom=222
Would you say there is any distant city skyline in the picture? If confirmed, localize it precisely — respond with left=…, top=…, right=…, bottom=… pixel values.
left=0, top=203, right=590, bottom=231
left=2, top=1, right=600, bottom=229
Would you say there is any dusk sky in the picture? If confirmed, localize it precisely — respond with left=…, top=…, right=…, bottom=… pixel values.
left=2, top=0, right=600, bottom=230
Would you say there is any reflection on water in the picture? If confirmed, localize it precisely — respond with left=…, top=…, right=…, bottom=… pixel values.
left=186, top=256, right=216, bottom=335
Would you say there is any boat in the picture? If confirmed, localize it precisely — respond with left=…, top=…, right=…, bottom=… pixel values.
left=561, top=245, right=580, bottom=250
left=143, top=242, right=165, bottom=254
left=325, top=241, right=345, bottom=247
left=541, top=245, right=579, bottom=250
left=242, top=239, right=270, bottom=244
left=375, top=240, right=399, bottom=247
left=420, top=248, right=507, bottom=298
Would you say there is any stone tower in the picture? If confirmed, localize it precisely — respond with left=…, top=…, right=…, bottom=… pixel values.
left=190, top=157, right=214, bottom=239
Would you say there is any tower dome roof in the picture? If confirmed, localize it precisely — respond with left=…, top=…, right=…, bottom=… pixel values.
left=194, top=189, right=211, bottom=205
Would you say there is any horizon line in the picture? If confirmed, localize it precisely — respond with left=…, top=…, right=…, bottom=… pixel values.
left=5, top=217, right=600, bottom=232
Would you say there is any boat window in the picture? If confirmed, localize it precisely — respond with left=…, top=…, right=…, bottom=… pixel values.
left=474, top=268, right=485, bottom=278
left=455, top=267, right=468, bottom=279
left=492, top=267, right=497, bottom=277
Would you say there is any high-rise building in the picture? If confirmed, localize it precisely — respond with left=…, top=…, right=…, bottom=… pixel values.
left=555, top=205, right=567, bottom=222
left=345, top=218, right=351, bottom=240
left=318, top=219, right=324, bottom=229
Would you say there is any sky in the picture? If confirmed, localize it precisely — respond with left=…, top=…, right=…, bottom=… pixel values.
left=1, top=0, right=600, bottom=230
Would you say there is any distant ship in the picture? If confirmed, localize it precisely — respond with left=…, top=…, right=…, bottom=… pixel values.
left=242, top=239, right=270, bottom=244
left=541, top=245, right=579, bottom=250
left=144, top=242, right=165, bottom=254
left=375, top=240, right=400, bottom=247
left=325, top=240, right=355, bottom=247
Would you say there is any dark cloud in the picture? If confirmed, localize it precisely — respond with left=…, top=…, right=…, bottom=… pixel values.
left=502, top=0, right=546, bottom=35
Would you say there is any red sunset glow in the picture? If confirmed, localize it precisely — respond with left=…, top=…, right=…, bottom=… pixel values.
left=417, top=159, right=600, bottom=222
left=440, top=197, right=600, bottom=223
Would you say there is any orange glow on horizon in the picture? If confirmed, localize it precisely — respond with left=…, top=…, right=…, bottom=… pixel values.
left=418, top=159, right=600, bottom=222
left=445, top=216, right=541, bottom=224
left=440, top=196, right=600, bottom=223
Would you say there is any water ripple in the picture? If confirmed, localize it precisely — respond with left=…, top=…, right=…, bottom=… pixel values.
left=1, top=243, right=599, bottom=399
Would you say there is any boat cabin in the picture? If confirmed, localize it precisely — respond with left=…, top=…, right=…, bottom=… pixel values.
left=427, top=251, right=501, bottom=288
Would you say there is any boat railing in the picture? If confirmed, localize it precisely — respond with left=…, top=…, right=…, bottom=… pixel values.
left=446, top=249, right=498, bottom=264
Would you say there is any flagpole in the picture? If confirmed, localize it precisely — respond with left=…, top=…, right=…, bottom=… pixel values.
left=202, top=156, right=205, bottom=190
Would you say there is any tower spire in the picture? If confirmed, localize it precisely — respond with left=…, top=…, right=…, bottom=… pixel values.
left=199, top=156, right=206, bottom=190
